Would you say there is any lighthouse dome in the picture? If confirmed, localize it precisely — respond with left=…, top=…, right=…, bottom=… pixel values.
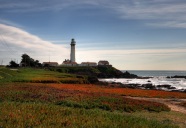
left=71, top=38, right=76, bottom=45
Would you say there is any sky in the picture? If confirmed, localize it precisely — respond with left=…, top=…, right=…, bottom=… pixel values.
left=0, top=0, right=186, bottom=70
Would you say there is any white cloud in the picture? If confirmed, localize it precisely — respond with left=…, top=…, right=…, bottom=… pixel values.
left=77, top=48, right=186, bottom=70
left=2, top=0, right=186, bottom=29
left=0, top=0, right=97, bottom=12
left=109, top=1, right=186, bottom=28
left=78, top=48, right=186, bottom=57
left=0, top=23, right=185, bottom=70
left=0, top=24, right=69, bottom=65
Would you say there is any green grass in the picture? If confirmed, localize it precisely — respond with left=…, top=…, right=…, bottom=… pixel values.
left=0, top=102, right=178, bottom=128
left=0, top=83, right=170, bottom=113
left=0, top=67, right=88, bottom=84
left=55, top=66, right=101, bottom=74
left=0, top=67, right=182, bottom=127
left=124, top=111, right=186, bottom=128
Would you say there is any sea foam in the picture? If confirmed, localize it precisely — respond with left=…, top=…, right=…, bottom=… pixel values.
left=99, top=77, right=186, bottom=90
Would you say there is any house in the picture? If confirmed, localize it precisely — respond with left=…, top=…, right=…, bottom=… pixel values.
left=62, top=59, right=78, bottom=66
left=42, top=62, right=58, bottom=67
left=98, top=60, right=109, bottom=66
left=80, top=62, right=97, bottom=67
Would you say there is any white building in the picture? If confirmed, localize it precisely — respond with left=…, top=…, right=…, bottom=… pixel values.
left=98, top=60, right=109, bottom=66
left=70, top=39, right=76, bottom=62
left=80, top=62, right=97, bottom=67
left=62, top=59, right=77, bottom=66
left=62, top=39, right=78, bottom=66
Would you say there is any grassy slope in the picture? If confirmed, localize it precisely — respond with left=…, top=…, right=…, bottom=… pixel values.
left=0, top=102, right=178, bottom=128
left=0, top=67, right=185, bottom=127
left=55, top=66, right=134, bottom=78
left=126, top=111, right=186, bottom=128
left=0, top=67, right=88, bottom=84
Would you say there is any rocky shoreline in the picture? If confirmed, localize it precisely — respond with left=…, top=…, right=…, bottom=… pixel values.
left=167, top=75, right=186, bottom=79
left=98, top=81, right=186, bottom=92
left=54, top=67, right=186, bottom=92
left=99, top=75, right=186, bottom=93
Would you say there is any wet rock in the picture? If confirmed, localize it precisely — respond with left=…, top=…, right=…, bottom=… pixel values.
left=137, top=77, right=153, bottom=79
left=142, top=84, right=156, bottom=89
left=122, top=71, right=138, bottom=78
left=167, top=75, right=186, bottom=79
left=157, top=85, right=171, bottom=89
left=169, top=86, right=176, bottom=89
left=182, top=89, right=186, bottom=93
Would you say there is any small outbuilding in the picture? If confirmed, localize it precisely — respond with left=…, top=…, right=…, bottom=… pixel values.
left=80, top=62, right=97, bottom=67
left=62, top=59, right=78, bottom=66
left=98, top=60, right=109, bottom=66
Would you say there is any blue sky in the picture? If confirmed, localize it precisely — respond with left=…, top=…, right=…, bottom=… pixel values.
left=0, top=0, right=186, bottom=70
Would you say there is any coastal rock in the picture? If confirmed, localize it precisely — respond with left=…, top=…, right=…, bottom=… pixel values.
left=137, top=77, right=153, bottom=79
left=142, top=84, right=156, bottom=89
left=167, top=75, right=186, bottom=79
left=122, top=71, right=138, bottom=78
left=169, top=86, right=176, bottom=89
left=157, top=85, right=171, bottom=89
left=123, top=84, right=141, bottom=89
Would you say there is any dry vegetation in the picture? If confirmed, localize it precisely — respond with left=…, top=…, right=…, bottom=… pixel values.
left=0, top=67, right=185, bottom=127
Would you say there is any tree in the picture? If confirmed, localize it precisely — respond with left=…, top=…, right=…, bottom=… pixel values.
left=21, top=54, right=41, bottom=67
left=21, top=54, right=31, bottom=67
left=34, top=60, right=42, bottom=67
left=9, top=60, right=19, bottom=67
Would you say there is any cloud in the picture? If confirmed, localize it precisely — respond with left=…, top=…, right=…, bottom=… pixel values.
left=0, top=0, right=98, bottom=12
left=76, top=47, right=186, bottom=70
left=109, top=0, right=186, bottom=28
left=2, top=0, right=186, bottom=28
left=147, top=21, right=186, bottom=29
left=0, top=24, right=69, bottom=65
left=0, top=23, right=185, bottom=69
left=78, top=48, right=186, bottom=58
left=0, top=19, right=23, bottom=28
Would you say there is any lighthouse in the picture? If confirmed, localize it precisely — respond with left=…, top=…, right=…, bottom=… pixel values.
left=70, top=38, right=76, bottom=62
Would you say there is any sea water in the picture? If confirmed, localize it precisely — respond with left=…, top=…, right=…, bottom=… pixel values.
left=128, top=70, right=186, bottom=77
left=99, top=70, right=186, bottom=90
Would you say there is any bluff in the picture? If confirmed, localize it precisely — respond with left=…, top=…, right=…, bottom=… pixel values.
left=53, top=66, right=138, bottom=83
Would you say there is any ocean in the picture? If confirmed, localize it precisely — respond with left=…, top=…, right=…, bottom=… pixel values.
left=99, top=70, right=186, bottom=90
left=126, top=70, right=186, bottom=77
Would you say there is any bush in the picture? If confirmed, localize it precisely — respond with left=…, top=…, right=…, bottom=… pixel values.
left=87, top=76, right=99, bottom=83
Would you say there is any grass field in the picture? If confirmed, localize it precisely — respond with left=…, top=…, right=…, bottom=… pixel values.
left=0, top=67, right=88, bottom=84
left=0, top=67, right=185, bottom=127
left=0, top=102, right=179, bottom=128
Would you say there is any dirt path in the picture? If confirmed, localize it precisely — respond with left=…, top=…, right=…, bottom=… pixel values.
left=125, top=96, right=186, bottom=114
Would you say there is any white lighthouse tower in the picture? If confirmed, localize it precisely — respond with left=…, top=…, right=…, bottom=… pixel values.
left=70, top=38, right=76, bottom=62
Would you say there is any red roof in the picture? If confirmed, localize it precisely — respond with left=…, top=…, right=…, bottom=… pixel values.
left=98, top=60, right=109, bottom=65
